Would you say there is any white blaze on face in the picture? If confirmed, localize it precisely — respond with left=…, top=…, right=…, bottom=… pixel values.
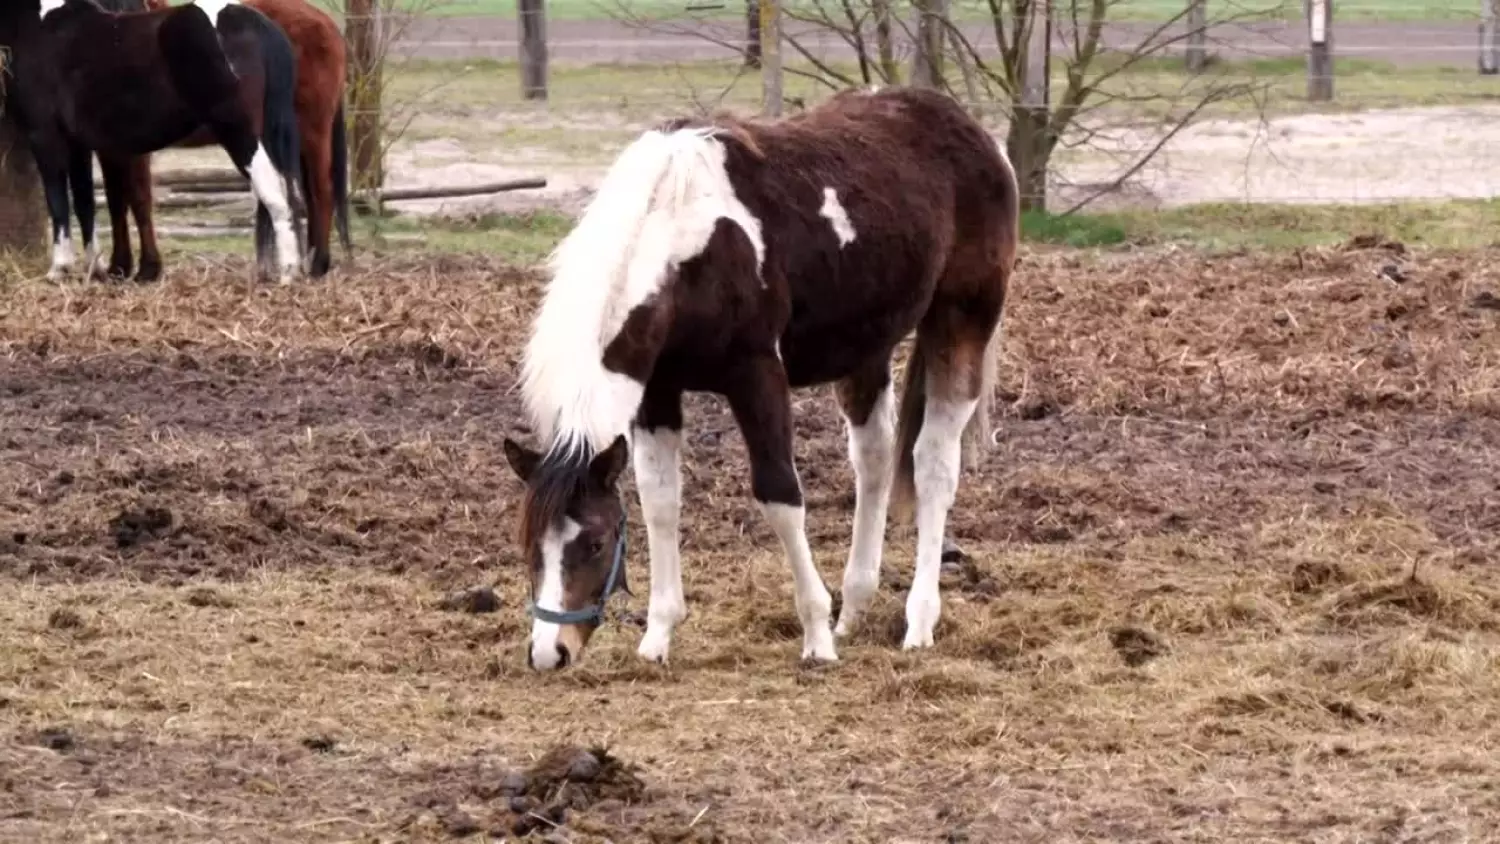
left=39, top=0, right=65, bottom=19
left=819, top=187, right=856, bottom=247
left=194, top=0, right=240, bottom=23
left=246, top=143, right=300, bottom=282
left=529, top=517, right=582, bottom=670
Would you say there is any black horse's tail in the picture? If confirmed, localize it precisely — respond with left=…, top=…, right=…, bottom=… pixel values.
left=331, top=98, right=352, bottom=257
left=235, top=6, right=303, bottom=221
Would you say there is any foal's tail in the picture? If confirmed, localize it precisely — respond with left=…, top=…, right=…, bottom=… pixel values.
left=331, top=98, right=353, bottom=258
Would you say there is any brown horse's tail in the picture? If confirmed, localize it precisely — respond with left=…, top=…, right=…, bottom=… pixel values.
left=331, top=98, right=352, bottom=257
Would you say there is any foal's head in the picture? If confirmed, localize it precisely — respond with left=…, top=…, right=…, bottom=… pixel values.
left=503, top=434, right=630, bottom=671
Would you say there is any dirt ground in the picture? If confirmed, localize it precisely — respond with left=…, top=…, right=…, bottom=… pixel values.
left=4, top=241, right=1500, bottom=842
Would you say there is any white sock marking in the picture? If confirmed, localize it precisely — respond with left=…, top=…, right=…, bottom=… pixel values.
left=904, top=395, right=979, bottom=649
left=246, top=143, right=299, bottom=282
left=631, top=426, right=686, bottom=664
left=759, top=502, right=838, bottom=662
left=521, top=127, right=765, bottom=456
left=834, top=384, right=896, bottom=637
left=529, top=517, right=582, bottom=671
left=819, top=187, right=857, bottom=247
left=47, top=231, right=75, bottom=280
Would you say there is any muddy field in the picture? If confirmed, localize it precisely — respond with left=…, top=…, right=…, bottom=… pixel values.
left=3, top=241, right=1500, bottom=842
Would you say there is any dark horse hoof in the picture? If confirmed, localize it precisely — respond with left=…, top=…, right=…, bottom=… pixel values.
left=135, top=261, right=162, bottom=283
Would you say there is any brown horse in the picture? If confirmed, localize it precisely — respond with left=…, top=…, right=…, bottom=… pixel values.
left=99, top=0, right=350, bottom=281
left=6, top=0, right=305, bottom=283
left=501, top=86, right=1019, bottom=671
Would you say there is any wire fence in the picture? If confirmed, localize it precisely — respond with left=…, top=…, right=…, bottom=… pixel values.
left=320, top=1, right=1500, bottom=215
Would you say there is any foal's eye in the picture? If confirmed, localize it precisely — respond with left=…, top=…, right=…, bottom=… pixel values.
left=587, top=539, right=606, bottom=557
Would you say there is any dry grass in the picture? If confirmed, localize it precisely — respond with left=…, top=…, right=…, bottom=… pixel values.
left=3, top=241, right=1500, bottom=841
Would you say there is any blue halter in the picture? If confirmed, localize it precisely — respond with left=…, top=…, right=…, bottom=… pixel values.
left=526, top=514, right=628, bottom=626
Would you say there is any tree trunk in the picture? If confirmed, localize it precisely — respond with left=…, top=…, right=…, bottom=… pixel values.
left=745, top=0, right=761, bottom=68
left=0, top=110, right=46, bottom=261
left=1007, top=112, right=1050, bottom=213
left=345, top=0, right=384, bottom=194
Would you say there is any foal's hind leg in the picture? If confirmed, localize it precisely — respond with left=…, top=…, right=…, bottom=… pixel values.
left=67, top=143, right=103, bottom=280
left=726, top=353, right=838, bottom=663
left=832, top=360, right=897, bottom=638
left=631, top=384, right=687, bottom=664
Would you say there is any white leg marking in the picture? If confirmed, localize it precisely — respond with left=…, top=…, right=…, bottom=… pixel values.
left=247, top=144, right=299, bottom=283
left=632, top=425, right=686, bottom=664
left=192, top=0, right=239, bottom=24
left=529, top=517, right=582, bottom=671
left=819, top=187, right=857, bottom=247
left=834, top=384, right=896, bottom=638
left=759, top=502, right=838, bottom=662
left=47, top=231, right=75, bottom=280
left=904, top=395, right=979, bottom=649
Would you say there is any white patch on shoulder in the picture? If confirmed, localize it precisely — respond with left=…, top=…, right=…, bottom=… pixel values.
left=39, top=0, right=66, bottom=20
left=193, top=0, right=240, bottom=23
left=819, top=187, right=856, bottom=247
left=529, top=517, right=582, bottom=671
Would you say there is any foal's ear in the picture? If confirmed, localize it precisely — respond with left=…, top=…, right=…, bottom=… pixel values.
left=589, top=434, right=630, bottom=489
left=503, top=437, right=542, bottom=482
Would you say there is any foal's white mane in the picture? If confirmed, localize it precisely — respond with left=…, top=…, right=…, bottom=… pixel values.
left=519, top=125, right=765, bottom=458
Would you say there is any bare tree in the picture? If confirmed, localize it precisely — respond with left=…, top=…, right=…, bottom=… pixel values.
left=607, top=0, right=1279, bottom=213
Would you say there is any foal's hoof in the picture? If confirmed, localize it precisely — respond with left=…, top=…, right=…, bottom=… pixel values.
left=636, top=630, right=672, bottom=664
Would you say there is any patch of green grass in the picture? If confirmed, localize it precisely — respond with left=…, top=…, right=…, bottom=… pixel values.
left=152, top=199, right=1500, bottom=271
left=1022, top=210, right=1129, bottom=247
left=285, top=0, right=1479, bottom=23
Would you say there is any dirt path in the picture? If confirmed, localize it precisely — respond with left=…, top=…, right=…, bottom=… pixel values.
left=394, top=17, right=1478, bottom=66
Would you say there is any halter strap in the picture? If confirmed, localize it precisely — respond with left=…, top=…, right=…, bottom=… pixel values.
left=526, top=514, right=628, bottom=626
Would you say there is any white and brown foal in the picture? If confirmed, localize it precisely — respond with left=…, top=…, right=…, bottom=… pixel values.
left=503, top=86, right=1019, bottom=671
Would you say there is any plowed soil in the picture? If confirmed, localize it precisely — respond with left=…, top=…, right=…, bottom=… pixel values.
left=4, top=242, right=1500, bottom=842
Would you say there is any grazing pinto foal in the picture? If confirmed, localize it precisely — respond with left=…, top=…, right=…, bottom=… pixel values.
left=3, top=0, right=304, bottom=282
left=503, top=87, right=1019, bottom=671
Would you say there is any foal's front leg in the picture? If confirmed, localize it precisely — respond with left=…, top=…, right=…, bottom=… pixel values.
left=632, top=386, right=687, bottom=664
left=726, top=354, right=838, bottom=663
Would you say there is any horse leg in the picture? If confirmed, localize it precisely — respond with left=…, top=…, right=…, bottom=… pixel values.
left=35, top=150, right=75, bottom=281
left=301, top=125, right=334, bottom=277
left=67, top=143, right=103, bottom=280
left=831, top=359, right=897, bottom=639
left=725, top=353, right=838, bottom=663
left=631, top=383, right=687, bottom=664
left=899, top=306, right=1006, bottom=650
left=98, top=156, right=134, bottom=280
left=125, top=156, right=163, bottom=282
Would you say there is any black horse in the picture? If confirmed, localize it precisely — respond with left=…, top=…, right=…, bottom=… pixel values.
left=0, top=0, right=304, bottom=283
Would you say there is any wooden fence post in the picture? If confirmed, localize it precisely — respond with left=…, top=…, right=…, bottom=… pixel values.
left=346, top=0, right=384, bottom=195
left=1481, top=0, right=1499, bottom=74
left=1185, top=0, right=1207, bottom=72
left=759, top=0, right=782, bottom=117
left=519, top=0, right=548, bottom=99
left=1306, top=0, right=1333, bottom=101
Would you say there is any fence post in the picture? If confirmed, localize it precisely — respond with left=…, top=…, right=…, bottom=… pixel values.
left=1306, top=0, right=1333, bottom=101
left=745, top=0, right=761, bottom=68
left=1481, top=0, right=1500, bottom=74
left=759, top=0, right=782, bottom=116
left=519, top=0, right=548, bottom=100
left=345, top=0, right=384, bottom=196
left=1185, top=0, right=1207, bottom=72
